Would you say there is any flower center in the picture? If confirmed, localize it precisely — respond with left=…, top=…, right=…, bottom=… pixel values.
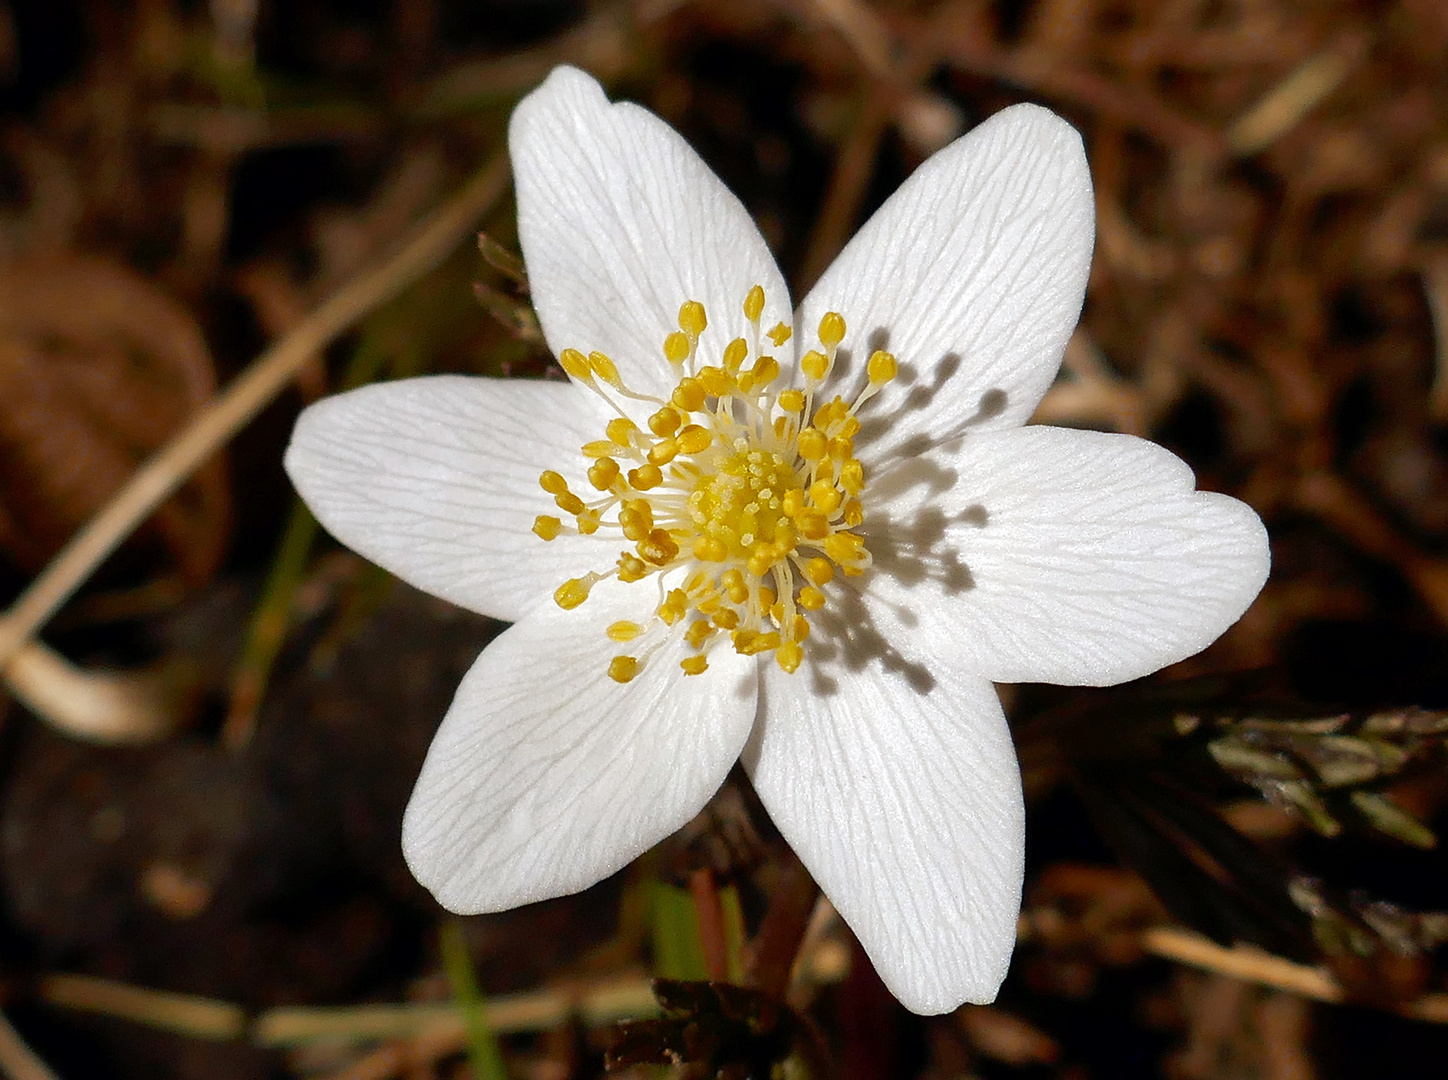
left=691, top=446, right=800, bottom=558
left=532, top=285, right=896, bottom=683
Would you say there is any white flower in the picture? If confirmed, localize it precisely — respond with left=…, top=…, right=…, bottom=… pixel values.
left=284, top=66, right=1269, bottom=1015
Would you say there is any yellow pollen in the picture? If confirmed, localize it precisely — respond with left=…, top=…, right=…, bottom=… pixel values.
left=608, top=656, right=640, bottom=683
left=679, top=300, right=707, bottom=336
left=588, top=458, right=620, bottom=490
left=649, top=406, right=682, bottom=436
left=589, top=351, right=622, bottom=387
left=555, top=576, right=594, bottom=609
left=743, top=285, right=765, bottom=322
left=664, top=331, right=690, bottom=364
left=868, top=349, right=898, bottom=384
left=607, top=418, right=637, bottom=446
left=559, top=347, right=592, bottom=381
left=537, top=286, right=892, bottom=681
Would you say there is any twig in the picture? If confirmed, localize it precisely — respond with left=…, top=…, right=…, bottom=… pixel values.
left=689, top=868, right=730, bottom=982
left=1143, top=926, right=1448, bottom=1023
left=745, top=856, right=821, bottom=999
left=5, top=641, right=187, bottom=744
left=0, top=1012, right=61, bottom=1080
left=1225, top=34, right=1367, bottom=156
left=254, top=975, right=658, bottom=1047
left=0, top=152, right=510, bottom=673
left=39, top=974, right=247, bottom=1040
left=1142, top=928, right=1343, bottom=1003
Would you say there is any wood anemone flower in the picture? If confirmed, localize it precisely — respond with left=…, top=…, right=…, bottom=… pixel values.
left=284, top=66, right=1269, bottom=1015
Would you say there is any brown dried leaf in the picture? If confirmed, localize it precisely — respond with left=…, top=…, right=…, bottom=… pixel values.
left=0, top=255, right=229, bottom=583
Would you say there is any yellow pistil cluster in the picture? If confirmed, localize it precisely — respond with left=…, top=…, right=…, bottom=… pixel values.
left=532, top=285, right=896, bottom=683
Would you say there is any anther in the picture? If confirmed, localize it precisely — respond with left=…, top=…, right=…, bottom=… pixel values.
left=677, top=425, right=711, bottom=454
left=559, top=347, right=593, bottom=382
left=818, top=311, right=846, bottom=348
left=698, top=366, right=735, bottom=397
left=868, top=350, right=898, bottom=384
left=750, top=356, right=780, bottom=388
left=608, top=656, right=640, bottom=683
left=801, top=350, right=828, bottom=382
left=608, top=621, right=644, bottom=642
left=664, top=331, right=691, bottom=364
left=743, top=285, right=765, bottom=322
left=532, top=515, right=562, bottom=541
left=776, top=640, right=803, bottom=674
left=588, top=458, right=620, bottom=490
left=797, top=428, right=827, bottom=461
left=806, top=557, right=834, bottom=585
left=767, top=323, right=792, bottom=347
left=554, top=576, right=595, bottom=610
left=659, top=589, right=689, bottom=625
left=588, top=351, right=622, bottom=388
left=809, top=479, right=841, bottom=513
left=723, top=338, right=748, bottom=373
left=539, top=470, right=569, bottom=495
left=680, top=655, right=709, bottom=675
left=721, top=569, right=749, bottom=603
left=671, top=378, right=706, bottom=413
left=638, top=528, right=679, bottom=565
left=679, top=300, right=707, bottom=337
left=627, top=464, right=663, bottom=490
left=606, top=418, right=637, bottom=446
left=648, top=406, right=682, bottom=436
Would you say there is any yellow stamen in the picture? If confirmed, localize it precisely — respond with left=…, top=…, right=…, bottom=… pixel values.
left=608, top=656, right=639, bottom=683
left=818, top=311, right=846, bottom=347
left=538, top=285, right=883, bottom=680
left=679, top=300, right=707, bottom=337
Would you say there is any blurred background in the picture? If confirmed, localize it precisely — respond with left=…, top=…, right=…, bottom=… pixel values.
left=3, top=0, right=1448, bottom=1077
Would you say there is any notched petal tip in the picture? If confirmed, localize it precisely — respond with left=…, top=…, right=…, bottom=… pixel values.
left=506, top=64, right=791, bottom=402
left=801, top=99, right=1096, bottom=446
left=507, top=64, right=607, bottom=149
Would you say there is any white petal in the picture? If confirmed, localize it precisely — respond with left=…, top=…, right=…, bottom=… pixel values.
left=862, top=425, right=1270, bottom=686
left=799, top=103, right=1093, bottom=450
left=403, top=579, right=758, bottom=912
left=285, top=375, right=612, bottom=623
left=744, top=660, right=1023, bottom=1014
left=510, top=67, right=790, bottom=402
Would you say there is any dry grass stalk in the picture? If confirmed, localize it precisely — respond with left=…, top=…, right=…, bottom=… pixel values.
left=0, top=152, right=510, bottom=679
